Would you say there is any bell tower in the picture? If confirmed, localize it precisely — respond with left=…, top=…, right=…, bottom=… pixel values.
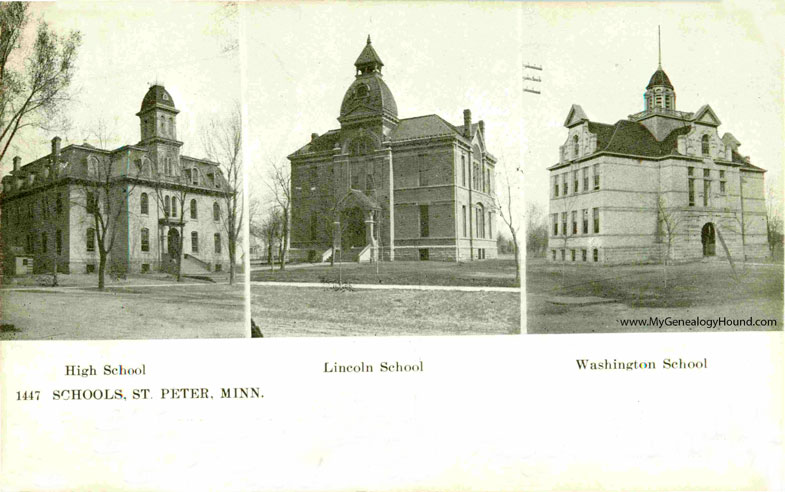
left=136, top=84, right=183, bottom=175
left=644, top=27, right=676, bottom=112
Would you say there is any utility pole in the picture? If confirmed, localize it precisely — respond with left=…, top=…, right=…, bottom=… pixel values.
left=523, top=62, right=543, bottom=95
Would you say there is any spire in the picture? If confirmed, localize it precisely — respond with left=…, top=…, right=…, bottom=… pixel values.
left=658, top=25, right=662, bottom=69
left=354, top=35, right=384, bottom=75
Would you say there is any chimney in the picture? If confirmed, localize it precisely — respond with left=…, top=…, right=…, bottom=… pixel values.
left=311, top=133, right=319, bottom=141
left=478, top=120, right=485, bottom=138
left=51, top=136, right=61, bottom=159
left=463, top=109, right=472, bottom=138
left=13, top=156, right=21, bottom=172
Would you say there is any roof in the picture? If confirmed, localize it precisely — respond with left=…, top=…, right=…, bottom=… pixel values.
left=339, top=73, right=398, bottom=120
left=140, top=85, right=176, bottom=112
left=647, top=68, right=674, bottom=89
left=390, top=115, right=463, bottom=141
left=354, top=36, right=384, bottom=68
left=289, top=130, right=341, bottom=158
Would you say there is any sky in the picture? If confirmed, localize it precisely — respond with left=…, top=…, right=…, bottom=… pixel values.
left=2, top=1, right=240, bottom=174
left=519, top=0, right=785, bottom=213
left=242, top=2, right=523, bottom=207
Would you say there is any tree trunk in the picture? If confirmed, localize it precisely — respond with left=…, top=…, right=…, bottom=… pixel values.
left=228, top=239, right=236, bottom=285
left=98, top=253, right=107, bottom=290
left=279, top=210, right=288, bottom=271
left=52, top=257, right=59, bottom=287
left=511, top=230, right=520, bottom=285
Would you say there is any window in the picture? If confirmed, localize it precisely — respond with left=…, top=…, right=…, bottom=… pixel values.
left=141, top=228, right=150, bottom=252
left=171, top=197, right=177, bottom=218
left=562, top=174, right=568, bottom=195
left=561, top=212, right=567, bottom=236
left=593, top=248, right=598, bottom=262
left=593, top=164, right=600, bottom=190
left=552, top=250, right=556, bottom=261
left=41, top=232, right=48, bottom=254
left=419, top=205, right=429, bottom=238
left=688, top=166, right=694, bottom=176
left=462, top=205, right=467, bottom=237
left=56, top=230, right=62, bottom=255
left=703, top=169, right=710, bottom=178
left=461, top=156, right=466, bottom=187
left=213, top=202, right=221, bottom=221
left=86, top=228, right=95, bottom=252
left=42, top=197, right=49, bottom=219
left=573, top=171, right=578, bottom=194
left=215, top=264, right=222, bottom=272
left=366, top=173, right=374, bottom=191
left=688, top=178, right=695, bottom=206
left=720, top=170, right=726, bottom=193
left=351, top=173, right=360, bottom=189
left=561, top=249, right=565, bottom=261
left=552, top=213, right=558, bottom=236
left=488, top=211, right=492, bottom=238
left=583, top=168, right=589, bottom=191
left=593, top=208, right=599, bottom=234
left=86, top=192, right=96, bottom=214
left=418, top=157, right=428, bottom=187
left=573, top=135, right=579, bottom=158
left=553, top=176, right=559, bottom=197
left=214, top=233, right=222, bottom=253
left=190, top=199, right=197, bottom=219
left=419, top=248, right=429, bottom=261
left=703, top=178, right=710, bottom=207
left=572, top=211, right=577, bottom=235
left=164, top=196, right=171, bottom=216
left=582, top=249, right=587, bottom=262
left=191, top=232, right=199, bottom=253
left=309, top=167, right=317, bottom=191
left=486, top=168, right=491, bottom=194
left=475, top=205, right=485, bottom=238
left=701, top=135, right=710, bottom=156
left=191, top=168, right=199, bottom=186
left=582, top=209, right=588, bottom=234
left=141, top=264, right=150, bottom=273
left=571, top=249, right=576, bottom=262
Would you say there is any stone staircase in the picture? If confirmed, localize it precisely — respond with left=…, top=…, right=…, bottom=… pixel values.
left=182, top=254, right=212, bottom=274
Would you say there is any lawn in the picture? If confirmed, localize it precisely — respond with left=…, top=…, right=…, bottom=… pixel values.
left=251, top=258, right=519, bottom=288
left=251, top=284, right=520, bottom=337
left=526, top=258, right=783, bottom=334
left=1, top=281, right=246, bottom=340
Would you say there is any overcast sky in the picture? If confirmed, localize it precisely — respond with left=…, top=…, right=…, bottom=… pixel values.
left=2, top=1, right=239, bottom=174
left=520, top=0, right=785, bottom=212
left=242, top=2, right=523, bottom=204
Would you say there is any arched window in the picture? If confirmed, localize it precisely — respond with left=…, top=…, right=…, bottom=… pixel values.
left=476, top=204, right=485, bottom=239
left=214, top=233, right=222, bottom=253
left=140, top=193, right=149, bottom=215
left=171, top=197, right=178, bottom=217
left=191, top=231, right=199, bottom=253
left=86, top=228, right=96, bottom=252
left=87, top=156, right=99, bottom=178
left=701, top=135, right=710, bottom=156
left=573, top=135, right=579, bottom=158
left=190, top=199, right=198, bottom=219
left=140, top=228, right=150, bottom=252
left=164, top=196, right=170, bottom=217
left=213, top=202, right=221, bottom=221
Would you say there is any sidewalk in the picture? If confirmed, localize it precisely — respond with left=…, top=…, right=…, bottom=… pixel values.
left=250, top=280, right=520, bottom=293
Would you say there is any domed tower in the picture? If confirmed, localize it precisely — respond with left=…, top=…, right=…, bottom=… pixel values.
left=136, top=84, right=183, bottom=175
left=338, top=36, right=398, bottom=136
left=644, top=28, right=675, bottom=112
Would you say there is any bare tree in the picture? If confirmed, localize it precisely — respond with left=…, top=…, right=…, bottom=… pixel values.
left=525, top=202, right=548, bottom=258
left=202, top=107, right=242, bottom=285
left=656, top=194, right=684, bottom=266
left=493, top=162, right=521, bottom=284
left=1, top=3, right=81, bottom=163
left=149, top=164, right=188, bottom=282
left=552, top=191, right=578, bottom=286
left=259, top=207, right=282, bottom=271
left=267, top=161, right=291, bottom=270
left=74, top=153, right=138, bottom=290
left=765, top=184, right=783, bottom=259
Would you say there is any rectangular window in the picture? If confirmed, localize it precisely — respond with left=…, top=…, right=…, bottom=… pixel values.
left=582, top=209, right=588, bottom=234
left=593, top=208, right=599, bottom=234
left=191, top=232, right=199, bottom=253
left=573, top=171, right=578, bottom=194
left=571, top=249, right=575, bottom=262
left=703, top=169, right=710, bottom=178
left=688, top=166, right=694, bottom=176
left=461, top=156, right=466, bottom=187
left=418, top=158, right=428, bottom=187
left=593, top=164, right=600, bottom=190
left=86, top=229, right=95, bottom=252
left=462, top=205, right=467, bottom=237
left=703, top=179, right=710, bottom=207
left=593, top=248, right=598, bottom=262
left=552, top=249, right=556, bottom=261
left=141, top=228, right=149, bottom=252
left=552, top=213, right=558, bottom=236
left=561, top=249, right=565, bottom=261
left=719, top=170, right=726, bottom=193
left=214, top=233, right=222, bottom=253
left=688, top=179, right=695, bottom=206
left=488, top=211, right=492, bottom=238
left=554, top=176, right=559, bottom=197
left=562, top=174, right=568, bottom=195
left=419, top=205, right=429, bottom=238
left=582, top=249, right=587, bottom=262
left=419, top=248, right=429, bottom=261
left=351, top=173, right=359, bottom=189
left=56, top=230, right=62, bottom=255
left=86, top=192, right=96, bottom=213
left=561, top=212, right=567, bottom=237
left=141, top=264, right=150, bottom=273
left=582, top=168, right=588, bottom=191
left=572, top=211, right=577, bottom=235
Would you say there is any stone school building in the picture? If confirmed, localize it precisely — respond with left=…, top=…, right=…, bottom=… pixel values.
left=547, top=61, right=768, bottom=265
left=1, top=85, right=232, bottom=275
left=288, top=36, right=497, bottom=262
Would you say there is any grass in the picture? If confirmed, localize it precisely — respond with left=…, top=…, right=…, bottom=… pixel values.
left=526, top=257, right=784, bottom=334
left=251, top=259, right=519, bottom=288
left=0, top=283, right=246, bottom=340
left=250, top=284, right=520, bottom=337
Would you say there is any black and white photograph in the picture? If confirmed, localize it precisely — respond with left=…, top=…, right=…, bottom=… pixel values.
left=522, top=3, right=784, bottom=334
left=244, top=3, right=523, bottom=337
left=0, top=2, right=246, bottom=339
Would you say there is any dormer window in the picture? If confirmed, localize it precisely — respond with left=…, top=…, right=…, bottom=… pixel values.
left=191, top=168, right=199, bottom=185
left=573, top=135, right=579, bottom=158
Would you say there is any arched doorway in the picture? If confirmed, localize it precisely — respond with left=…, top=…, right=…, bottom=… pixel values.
left=167, top=228, right=180, bottom=257
left=701, top=222, right=716, bottom=257
left=340, top=206, right=366, bottom=250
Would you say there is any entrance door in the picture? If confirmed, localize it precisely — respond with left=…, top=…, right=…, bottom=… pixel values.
left=701, top=222, right=716, bottom=257
left=167, top=228, right=180, bottom=257
left=340, top=207, right=366, bottom=250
